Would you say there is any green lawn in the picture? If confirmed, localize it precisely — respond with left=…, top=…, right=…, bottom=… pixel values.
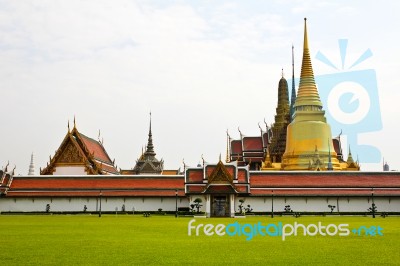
left=1, top=214, right=399, bottom=265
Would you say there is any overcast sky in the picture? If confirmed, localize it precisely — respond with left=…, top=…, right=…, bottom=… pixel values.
left=1, top=0, right=399, bottom=174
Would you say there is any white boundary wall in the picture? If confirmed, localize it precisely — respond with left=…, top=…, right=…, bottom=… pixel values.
left=234, top=197, right=400, bottom=213
left=186, top=195, right=400, bottom=214
left=0, top=197, right=190, bottom=212
left=0, top=196, right=399, bottom=213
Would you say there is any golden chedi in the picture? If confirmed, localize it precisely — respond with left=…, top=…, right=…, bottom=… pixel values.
left=281, top=18, right=341, bottom=170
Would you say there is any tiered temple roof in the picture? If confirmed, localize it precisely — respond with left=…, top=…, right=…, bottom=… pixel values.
left=228, top=127, right=344, bottom=170
left=185, top=160, right=250, bottom=195
left=120, top=114, right=165, bottom=175
left=41, top=122, right=118, bottom=175
left=228, top=130, right=269, bottom=170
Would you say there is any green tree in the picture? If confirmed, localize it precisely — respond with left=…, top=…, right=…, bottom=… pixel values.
left=193, top=198, right=203, bottom=213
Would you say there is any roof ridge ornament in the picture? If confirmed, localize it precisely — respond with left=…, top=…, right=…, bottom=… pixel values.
left=238, top=127, right=243, bottom=138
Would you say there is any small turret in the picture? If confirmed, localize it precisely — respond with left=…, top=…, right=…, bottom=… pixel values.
left=269, top=70, right=290, bottom=163
left=345, top=146, right=360, bottom=170
left=28, top=153, right=35, bottom=175
left=132, top=113, right=164, bottom=174
left=383, top=162, right=389, bottom=171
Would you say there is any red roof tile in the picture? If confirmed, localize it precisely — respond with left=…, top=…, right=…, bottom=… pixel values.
left=186, top=186, right=205, bottom=193
left=186, top=169, right=203, bottom=183
left=250, top=172, right=400, bottom=188
left=162, top=170, right=179, bottom=175
left=204, top=185, right=237, bottom=194
left=243, top=157, right=263, bottom=162
left=10, top=175, right=184, bottom=192
left=237, top=169, right=248, bottom=182
left=250, top=188, right=400, bottom=197
left=79, top=133, right=112, bottom=164
left=333, top=138, right=341, bottom=155
left=230, top=140, right=243, bottom=154
left=7, top=189, right=185, bottom=197
left=98, top=163, right=119, bottom=174
left=243, top=137, right=263, bottom=151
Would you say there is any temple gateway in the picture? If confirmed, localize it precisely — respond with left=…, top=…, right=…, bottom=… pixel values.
left=1, top=19, right=399, bottom=217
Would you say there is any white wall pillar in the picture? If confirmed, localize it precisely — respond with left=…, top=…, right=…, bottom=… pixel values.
left=230, top=194, right=235, bottom=217
left=206, top=195, right=211, bottom=217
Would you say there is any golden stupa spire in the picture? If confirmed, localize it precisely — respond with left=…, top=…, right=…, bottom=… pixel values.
left=281, top=18, right=343, bottom=171
left=294, top=18, right=323, bottom=110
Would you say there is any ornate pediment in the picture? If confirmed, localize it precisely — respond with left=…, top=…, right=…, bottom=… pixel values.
left=208, top=161, right=233, bottom=184
left=41, top=124, right=119, bottom=175
left=57, top=141, right=85, bottom=164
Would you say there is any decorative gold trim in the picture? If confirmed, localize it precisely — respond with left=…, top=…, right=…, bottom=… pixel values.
left=208, top=161, right=234, bottom=184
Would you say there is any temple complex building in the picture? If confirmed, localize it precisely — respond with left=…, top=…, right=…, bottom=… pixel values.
left=0, top=19, right=398, bottom=216
left=120, top=114, right=166, bottom=175
left=40, top=119, right=119, bottom=175
left=229, top=18, right=359, bottom=172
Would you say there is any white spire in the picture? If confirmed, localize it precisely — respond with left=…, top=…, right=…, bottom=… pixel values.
left=28, top=153, right=35, bottom=175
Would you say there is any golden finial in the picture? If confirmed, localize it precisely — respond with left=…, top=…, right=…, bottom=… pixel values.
left=281, top=68, right=284, bottom=78
left=67, top=120, right=70, bottom=132
left=303, top=18, right=308, bottom=50
left=73, top=115, right=76, bottom=128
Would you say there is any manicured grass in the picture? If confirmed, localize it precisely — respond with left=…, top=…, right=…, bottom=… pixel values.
left=1, top=214, right=399, bottom=265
